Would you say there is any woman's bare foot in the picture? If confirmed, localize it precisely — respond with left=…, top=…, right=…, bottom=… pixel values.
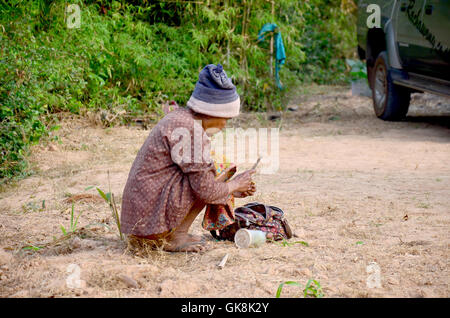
left=158, top=200, right=208, bottom=253
left=163, top=232, right=207, bottom=253
left=188, top=234, right=206, bottom=243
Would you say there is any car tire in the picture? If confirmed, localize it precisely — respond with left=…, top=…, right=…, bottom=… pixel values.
left=367, top=64, right=375, bottom=89
left=372, top=52, right=410, bottom=121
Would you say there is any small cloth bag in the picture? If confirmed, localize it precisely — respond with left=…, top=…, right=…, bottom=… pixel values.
left=210, top=202, right=293, bottom=241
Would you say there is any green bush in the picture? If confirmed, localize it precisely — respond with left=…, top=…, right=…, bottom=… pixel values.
left=0, top=0, right=356, bottom=180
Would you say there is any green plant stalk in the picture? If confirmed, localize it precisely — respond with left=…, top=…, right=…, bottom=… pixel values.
left=303, top=279, right=324, bottom=298
left=276, top=281, right=301, bottom=298
left=60, top=203, right=83, bottom=235
left=111, top=192, right=123, bottom=240
left=70, top=203, right=74, bottom=231
left=108, top=170, right=123, bottom=241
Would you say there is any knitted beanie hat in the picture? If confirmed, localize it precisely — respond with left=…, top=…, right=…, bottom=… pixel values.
left=187, top=64, right=240, bottom=118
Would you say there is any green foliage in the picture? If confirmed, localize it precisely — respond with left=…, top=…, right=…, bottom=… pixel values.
left=276, top=281, right=301, bottom=298
left=0, top=0, right=357, bottom=179
left=346, top=59, right=367, bottom=81
left=275, top=238, right=309, bottom=247
left=276, top=279, right=325, bottom=298
left=60, top=203, right=83, bottom=235
left=294, top=0, right=358, bottom=84
left=303, top=279, right=324, bottom=298
left=22, top=245, right=44, bottom=251
left=97, top=172, right=123, bottom=240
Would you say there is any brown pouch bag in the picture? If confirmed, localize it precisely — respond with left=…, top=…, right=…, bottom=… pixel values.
left=210, top=202, right=293, bottom=242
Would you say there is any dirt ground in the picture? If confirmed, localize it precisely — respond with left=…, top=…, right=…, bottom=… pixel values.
left=0, top=85, right=449, bottom=298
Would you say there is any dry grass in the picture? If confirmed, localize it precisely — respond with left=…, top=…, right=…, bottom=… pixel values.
left=0, top=87, right=449, bottom=298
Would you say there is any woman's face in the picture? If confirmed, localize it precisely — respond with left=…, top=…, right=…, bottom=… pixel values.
left=202, top=117, right=229, bottom=136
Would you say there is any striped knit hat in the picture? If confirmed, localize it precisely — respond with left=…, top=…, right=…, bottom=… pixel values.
left=187, top=64, right=240, bottom=118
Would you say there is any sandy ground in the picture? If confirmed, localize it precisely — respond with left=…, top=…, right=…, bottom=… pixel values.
left=0, top=86, right=449, bottom=298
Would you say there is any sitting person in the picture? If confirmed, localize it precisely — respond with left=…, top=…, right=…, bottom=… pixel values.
left=121, top=64, right=255, bottom=253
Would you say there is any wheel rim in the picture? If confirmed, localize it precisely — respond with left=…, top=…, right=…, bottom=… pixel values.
left=373, top=64, right=387, bottom=115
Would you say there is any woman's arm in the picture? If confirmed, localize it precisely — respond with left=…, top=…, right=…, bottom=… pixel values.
left=164, top=116, right=254, bottom=204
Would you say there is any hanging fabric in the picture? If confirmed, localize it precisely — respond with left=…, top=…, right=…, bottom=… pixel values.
left=257, top=23, right=286, bottom=89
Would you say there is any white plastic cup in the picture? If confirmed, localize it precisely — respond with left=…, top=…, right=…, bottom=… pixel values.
left=234, top=229, right=267, bottom=248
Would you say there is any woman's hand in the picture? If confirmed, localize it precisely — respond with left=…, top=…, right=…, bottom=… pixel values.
left=233, top=181, right=256, bottom=198
left=227, top=169, right=255, bottom=194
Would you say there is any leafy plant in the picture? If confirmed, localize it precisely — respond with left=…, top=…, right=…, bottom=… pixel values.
left=276, top=279, right=325, bottom=298
left=303, top=279, right=324, bottom=298
left=346, top=59, right=367, bottom=81
left=96, top=171, right=123, bottom=240
left=60, top=203, right=83, bottom=236
left=275, top=238, right=309, bottom=247
left=22, top=245, right=44, bottom=251
left=276, top=281, right=302, bottom=298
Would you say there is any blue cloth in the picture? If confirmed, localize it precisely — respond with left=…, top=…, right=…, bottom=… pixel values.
left=257, top=23, right=286, bottom=89
left=192, top=64, right=239, bottom=104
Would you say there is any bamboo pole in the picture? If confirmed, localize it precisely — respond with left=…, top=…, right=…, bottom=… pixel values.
left=240, top=0, right=248, bottom=96
left=245, top=0, right=252, bottom=76
left=269, top=0, right=274, bottom=78
left=241, top=0, right=246, bottom=38
left=226, top=0, right=230, bottom=66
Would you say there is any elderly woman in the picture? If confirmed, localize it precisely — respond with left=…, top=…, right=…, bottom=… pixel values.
left=121, top=64, right=255, bottom=253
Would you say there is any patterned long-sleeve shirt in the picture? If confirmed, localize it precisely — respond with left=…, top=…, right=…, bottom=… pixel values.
left=120, top=107, right=229, bottom=236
